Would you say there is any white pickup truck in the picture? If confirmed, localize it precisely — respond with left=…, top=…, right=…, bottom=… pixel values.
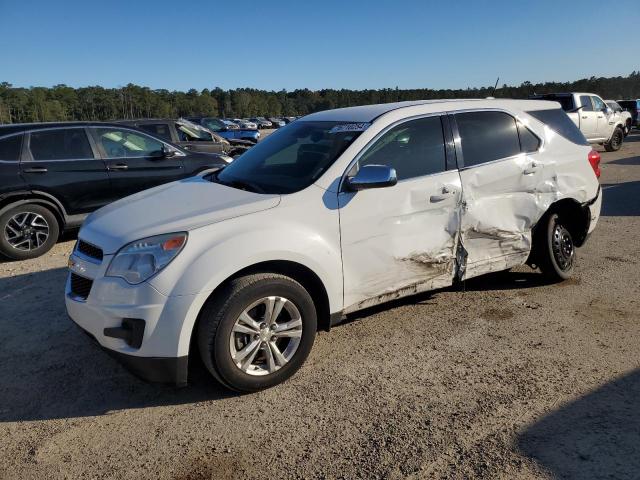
left=531, top=92, right=625, bottom=151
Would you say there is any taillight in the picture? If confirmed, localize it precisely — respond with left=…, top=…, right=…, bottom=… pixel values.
left=588, top=149, right=601, bottom=178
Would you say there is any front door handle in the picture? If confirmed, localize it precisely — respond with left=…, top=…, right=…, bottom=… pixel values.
left=581, top=116, right=588, bottom=119
left=22, top=167, right=48, bottom=173
left=108, top=163, right=129, bottom=171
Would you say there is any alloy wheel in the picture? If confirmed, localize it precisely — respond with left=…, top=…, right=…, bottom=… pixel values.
left=229, top=296, right=303, bottom=376
left=4, top=212, right=50, bottom=251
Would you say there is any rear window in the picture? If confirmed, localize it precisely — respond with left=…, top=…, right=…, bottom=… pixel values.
left=0, top=134, right=22, bottom=161
left=30, top=129, right=94, bottom=160
left=533, top=94, right=575, bottom=112
left=526, top=108, right=589, bottom=146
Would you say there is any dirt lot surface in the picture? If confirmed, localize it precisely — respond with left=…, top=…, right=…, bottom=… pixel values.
left=1, top=131, right=640, bottom=479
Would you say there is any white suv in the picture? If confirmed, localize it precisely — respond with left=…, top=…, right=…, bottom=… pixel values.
left=66, top=99, right=602, bottom=392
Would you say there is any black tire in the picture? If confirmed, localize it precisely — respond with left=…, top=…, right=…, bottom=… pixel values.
left=604, top=127, right=623, bottom=152
left=624, top=120, right=632, bottom=137
left=535, top=213, right=575, bottom=282
left=0, top=203, right=59, bottom=260
left=197, top=273, right=317, bottom=392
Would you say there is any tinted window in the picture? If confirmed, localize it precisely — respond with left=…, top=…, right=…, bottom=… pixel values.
left=30, top=129, right=93, bottom=161
left=455, top=111, right=520, bottom=167
left=618, top=101, right=638, bottom=112
left=0, top=134, right=22, bottom=161
left=95, top=128, right=163, bottom=158
left=532, top=94, right=575, bottom=111
left=518, top=124, right=541, bottom=153
left=201, top=118, right=226, bottom=132
left=359, top=116, right=446, bottom=180
left=580, top=96, right=593, bottom=111
left=527, top=108, right=589, bottom=146
left=139, top=123, right=172, bottom=141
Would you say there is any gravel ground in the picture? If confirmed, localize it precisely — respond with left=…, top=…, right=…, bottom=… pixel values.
left=1, top=131, right=639, bottom=479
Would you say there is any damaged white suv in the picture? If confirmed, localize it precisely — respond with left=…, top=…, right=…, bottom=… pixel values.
left=66, top=99, right=601, bottom=392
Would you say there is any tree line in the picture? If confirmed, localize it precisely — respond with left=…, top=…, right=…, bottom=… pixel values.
left=1, top=72, right=639, bottom=124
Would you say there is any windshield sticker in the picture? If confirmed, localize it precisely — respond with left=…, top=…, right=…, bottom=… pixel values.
left=329, top=123, right=370, bottom=134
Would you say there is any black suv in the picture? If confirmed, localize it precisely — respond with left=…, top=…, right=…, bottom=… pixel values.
left=118, top=118, right=252, bottom=157
left=0, top=122, right=228, bottom=260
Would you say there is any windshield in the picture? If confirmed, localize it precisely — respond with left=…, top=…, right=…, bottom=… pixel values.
left=214, top=121, right=366, bottom=194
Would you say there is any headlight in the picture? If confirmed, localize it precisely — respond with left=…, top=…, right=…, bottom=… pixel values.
left=106, top=233, right=187, bottom=285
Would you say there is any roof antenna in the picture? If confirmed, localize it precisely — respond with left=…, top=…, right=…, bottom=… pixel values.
left=487, top=77, right=499, bottom=99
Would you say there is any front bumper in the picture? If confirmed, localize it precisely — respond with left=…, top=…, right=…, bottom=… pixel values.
left=65, top=252, right=204, bottom=385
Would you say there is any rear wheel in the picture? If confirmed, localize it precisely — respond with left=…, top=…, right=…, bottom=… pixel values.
left=605, top=127, right=623, bottom=152
left=535, top=213, right=575, bottom=281
left=197, top=273, right=317, bottom=392
left=0, top=203, right=59, bottom=260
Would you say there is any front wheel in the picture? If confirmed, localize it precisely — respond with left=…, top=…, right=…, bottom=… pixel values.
left=535, top=213, right=575, bottom=281
left=197, top=273, right=317, bottom=392
left=605, top=127, right=623, bottom=152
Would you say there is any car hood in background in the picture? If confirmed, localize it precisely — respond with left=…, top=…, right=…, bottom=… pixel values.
left=80, top=175, right=280, bottom=254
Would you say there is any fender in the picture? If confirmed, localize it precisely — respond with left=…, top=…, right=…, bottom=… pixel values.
left=0, top=190, right=69, bottom=227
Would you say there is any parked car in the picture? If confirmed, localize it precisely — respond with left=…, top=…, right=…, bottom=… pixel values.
left=282, top=117, right=296, bottom=124
left=66, top=99, right=601, bottom=392
left=605, top=100, right=633, bottom=136
left=221, top=119, right=240, bottom=130
left=617, top=99, right=640, bottom=128
left=249, top=117, right=273, bottom=129
left=187, top=117, right=260, bottom=144
left=0, top=122, right=229, bottom=260
left=233, top=118, right=258, bottom=130
left=268, top=117, right=286, bottom=128
left=119, top=118, right=250, bottom=157
left=530, top=92, right=625, bottom=151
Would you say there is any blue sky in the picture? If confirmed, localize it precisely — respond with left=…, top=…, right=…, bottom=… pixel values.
left=1, top=0, right=638, bottom=91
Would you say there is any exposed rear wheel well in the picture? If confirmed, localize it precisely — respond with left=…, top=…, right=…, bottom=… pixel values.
left=538, top=199, right=590, bottom=248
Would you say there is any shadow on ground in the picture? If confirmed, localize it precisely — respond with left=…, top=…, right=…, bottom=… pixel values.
left=0, top=267, right=236, bottom=423
left=518, top=369, right=640, bottom=480
left=601, top=181, right=640, bottom=216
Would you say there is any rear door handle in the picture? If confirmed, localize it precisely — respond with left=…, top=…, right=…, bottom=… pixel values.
left=523, top=162, right=539, bottom=175
left=581, top=116, right=588, bottom=119
left=22, top=167, right=48, bottom=173
left=108, top=163, right=129, bottom=171
left=430, top=186, right=457, bottom=203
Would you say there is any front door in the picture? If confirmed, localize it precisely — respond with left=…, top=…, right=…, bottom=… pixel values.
left=591, top=96, right=613, bottom=140
left=578, top=95, right=598, bottom=140
left=452, top=110, right=543, bottom=280
left=22, top=127, right=111, bottom=215
left=338, top=115, right=462, bottom=312
left=90, top=126, right=185, bottom=199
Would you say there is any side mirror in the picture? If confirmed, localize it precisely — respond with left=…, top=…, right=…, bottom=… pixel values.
left=604, top=107, right=613, bottom=115
left=346, top=164, right=398, bottom=191
left=162, top=145, right=176, bottom=158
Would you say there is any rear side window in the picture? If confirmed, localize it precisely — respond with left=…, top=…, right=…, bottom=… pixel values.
left=30, top=129, right=94, bottom=161
left=0, top=134, right=22, bottom=161
left=359, top=116, right=446, bottom=180
left=455, top=111, right=520, bottom=167
left=580, top=96, right=593, bottom=111
left=518, top=124, right=541, bottom=153
left=526, top=108, right=589, bottom=146
left=139, top=123, right=172, bottom=141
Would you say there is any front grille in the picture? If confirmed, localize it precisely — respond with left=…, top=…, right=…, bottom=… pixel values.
left=77, top=240, right=103, bottom=262
left=70, top=273, right=93, bottom=300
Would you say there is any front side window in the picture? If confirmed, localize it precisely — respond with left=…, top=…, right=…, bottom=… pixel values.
left=30, top=129, right=93, bottom=161
left=139, top=124, right=172, bottom=141
left=591, top=96, right=606, bottom=111
left=0, top=134, right=23, bottom=161
left=455, top=111, right=520, bottom=167
left=580, top=96, right=594, bottom=111
left=214, top=121, right=364, bottom=194
left=201, top=118, right=226, bottom=132
left=176, top=124, right=213, bottom=142
left=358, top=116, right=446, bottom=180
left=94, top=128, right=163, bottom=158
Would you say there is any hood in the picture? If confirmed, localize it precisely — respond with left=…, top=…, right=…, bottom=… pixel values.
left=80, top=175, right=280, bottom=254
